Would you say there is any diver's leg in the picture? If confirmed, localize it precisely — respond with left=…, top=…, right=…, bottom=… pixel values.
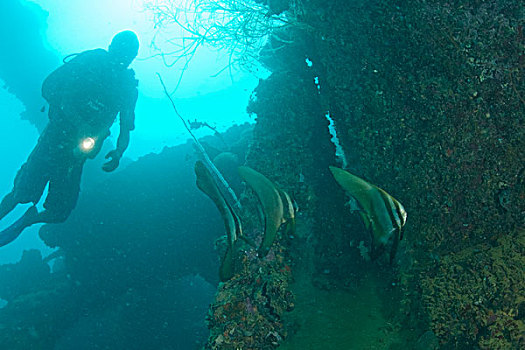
left=0, top=165, right=81, bottom=247
left=0, top=131, right=55, bottom=246
left=0, top=205, right=39, bottom=247
left=0, top=143, right=50, bottom=223
left=0, top=192, right=17, bottom=222
left=40, top=160, right=84, bottom=224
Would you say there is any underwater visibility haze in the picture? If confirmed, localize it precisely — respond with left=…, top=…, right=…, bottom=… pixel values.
left=0, top=0, right=523, bottom=349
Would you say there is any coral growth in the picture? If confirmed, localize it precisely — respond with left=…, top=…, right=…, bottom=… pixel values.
left=206, top=242, right=294, bottom=349
left=421, top=229, right=525, bottom=348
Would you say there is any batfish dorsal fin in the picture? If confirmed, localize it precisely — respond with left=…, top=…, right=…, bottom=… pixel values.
left=330, top=166, right=408, bottom=261
left=195, top=161, right=240, bottom=281
left=238, top=166, right=284, bottom=257
left=358, top=211, right=372, bottom=232
left=329, top=166, right=376, bottom=215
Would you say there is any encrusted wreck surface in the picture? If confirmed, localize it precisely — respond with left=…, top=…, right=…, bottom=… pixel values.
left=206, top=0, right=524, bottom=348
left=421, top=230, right=525, bottom=349
left=206, top=241, right=294, bottom=350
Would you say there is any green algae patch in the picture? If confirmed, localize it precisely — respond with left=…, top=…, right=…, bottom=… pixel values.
left=279, top=273, right=403, bottom=350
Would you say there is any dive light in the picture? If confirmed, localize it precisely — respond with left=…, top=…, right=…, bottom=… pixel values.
left=80, top=137, right=96, bottom=153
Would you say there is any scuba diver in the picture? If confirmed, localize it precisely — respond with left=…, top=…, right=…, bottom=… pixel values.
left=0, top=30, right=140, bottom=247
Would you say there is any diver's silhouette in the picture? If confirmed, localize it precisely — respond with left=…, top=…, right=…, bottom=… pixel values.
left=0, top=30, right=140, bottom=247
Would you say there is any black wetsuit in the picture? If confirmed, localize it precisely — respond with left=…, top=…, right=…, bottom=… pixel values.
left=10, top=49, right=138, bottom=222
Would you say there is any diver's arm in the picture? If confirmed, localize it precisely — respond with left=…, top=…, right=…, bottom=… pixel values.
left=115, top=125, right=131, bottom=158
left=102, top=73, right=137, bottom=172
left=102, top=123, right=132, bottom=172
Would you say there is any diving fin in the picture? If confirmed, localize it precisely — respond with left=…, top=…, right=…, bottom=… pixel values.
left=0, top=206, right=38, bottom=247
